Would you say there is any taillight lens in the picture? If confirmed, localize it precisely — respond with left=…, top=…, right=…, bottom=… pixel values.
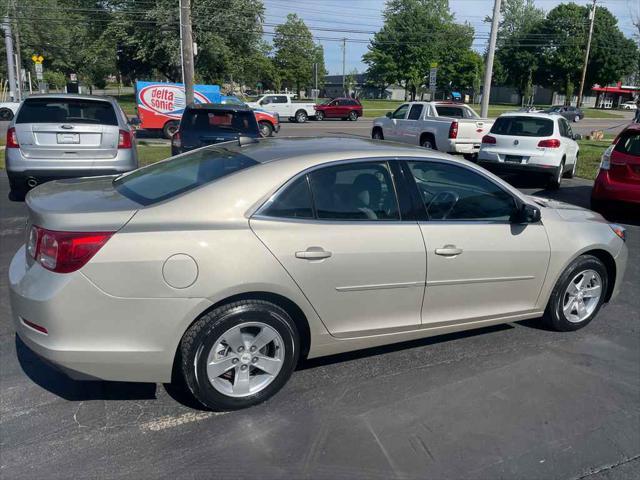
left=482, top=135, right=496, bottom=144
left=537, top=139, right=561, bottom=148
left=600, top=144, right=614, bottom=170
left=448, top=121, right=458, bottom=139
left=27, top=226, right=114, bottom=273
left=6, top=127, right=19, bottom=148
left=118, top=129, right=132, bottom=149
left=172, top=131, right=182, bottom=149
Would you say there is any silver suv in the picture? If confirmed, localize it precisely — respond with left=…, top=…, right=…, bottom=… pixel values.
left=6, top=94, right=137, bottom=199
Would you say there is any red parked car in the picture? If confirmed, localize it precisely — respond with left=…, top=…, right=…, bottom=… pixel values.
left=315, top=98, right=363, bottom=121
left=591, top=123, right=640, bottom=212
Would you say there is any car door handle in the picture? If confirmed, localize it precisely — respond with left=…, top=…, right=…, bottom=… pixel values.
left=435, top=245, right=463, bottom=257
left=295, top=248, right=332, bottom=260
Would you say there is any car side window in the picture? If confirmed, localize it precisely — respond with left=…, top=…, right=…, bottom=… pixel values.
left=559, top=119, right=570, bottom=137
left=392, top=104, right=409, bottom=119
left=407, top=104, right=423, bottom=120
left=309, top=162, right=400, bottom=221
left=565, top=120, right=574, bottom=138
left=406, top=161, right=517, bottom=221
left=274, top=96, right=288, bottom=104
left=260, top=175, right=314, bottom=219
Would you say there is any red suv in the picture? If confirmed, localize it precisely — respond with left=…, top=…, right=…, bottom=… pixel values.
left=315, top=98, right=363, bottom=121
left=591, top=123, right=640, bottom=212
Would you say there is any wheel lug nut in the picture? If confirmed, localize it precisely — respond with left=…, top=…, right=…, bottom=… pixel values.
left=232, top=358, right=239, bottom=364
left=240, top=365, right=248, bottom=371
left=250, top=346, right=256, bottom=352
left=252, top=357, right=258, bottom=363
left=237, top=346, right=244, bottom=353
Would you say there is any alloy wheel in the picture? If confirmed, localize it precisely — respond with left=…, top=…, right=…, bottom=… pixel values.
left=204, top=322, right=285, bottom=397
left=562, top=269, right=602, bottom=323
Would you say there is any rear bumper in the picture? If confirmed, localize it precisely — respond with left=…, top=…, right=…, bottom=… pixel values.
left=9, top=246, right=211, bottom=383
left=448, top=140, right=481, bottom=155
left=591, top=171, right=640, bottom=204
left=477, top=159, right=558, bottom=176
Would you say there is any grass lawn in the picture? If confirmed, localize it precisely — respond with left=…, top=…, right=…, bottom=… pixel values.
left=576, top=138, right=609, bottom=180
left=137, top=143, right=171, bottom=166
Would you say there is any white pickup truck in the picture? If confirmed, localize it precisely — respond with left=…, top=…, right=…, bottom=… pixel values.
left=372, top=101, right=493, bottom=158
left=246, top=94, right=316, bottom=123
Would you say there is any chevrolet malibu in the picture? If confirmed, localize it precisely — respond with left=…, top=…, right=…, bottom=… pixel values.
left=9, top=137, right=628, bottom=410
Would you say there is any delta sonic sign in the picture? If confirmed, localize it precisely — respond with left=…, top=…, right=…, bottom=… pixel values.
left=136, top=81, right=222, bottom=130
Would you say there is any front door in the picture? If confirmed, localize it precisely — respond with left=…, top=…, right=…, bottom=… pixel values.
left=403, top=160, right=550, bottom=324
left=251, top=160, right=426, bottom=337
left=385, top=104, right=410, bottom=142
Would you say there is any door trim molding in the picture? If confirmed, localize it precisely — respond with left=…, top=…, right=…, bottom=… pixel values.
left=336, top=280, right=425, bottom=292
left=426, top=275, right=535, bottom=287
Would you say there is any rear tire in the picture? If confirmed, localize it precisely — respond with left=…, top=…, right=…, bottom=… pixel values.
left=348, top=111, right=358, bottom=121
left=295, top=110, right=307, bottom=123
left=420, top=134, right=436, bottom=150
left=547, top=160, right=564, bottom=189
left=0, top=108, right=14, bottom=121
left=259, top=121, right=273, bottom=137
left=163, top=121, right=179, bottom=139
left=542, top=255, right=608, bottom=331
left=179, top=300, right=299, bottom=411
left=372, top=128, right=384, bottom=140
left=574, top=115, right=580, bottom=123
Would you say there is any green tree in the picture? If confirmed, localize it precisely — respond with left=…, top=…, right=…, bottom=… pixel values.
left=363, top=0, right=478, bottom=100
left=273, top=13, right=324, bottom=94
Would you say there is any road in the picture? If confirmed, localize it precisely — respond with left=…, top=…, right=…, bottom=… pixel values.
left=1, top=127, right=639, bottom=478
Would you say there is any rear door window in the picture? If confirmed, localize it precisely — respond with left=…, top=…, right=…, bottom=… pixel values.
left=182, top=110, right=258, bottom=135
left=114, top=146, right=258, bottom=205
left=16, top=98, right=118, bottom=125
left=408, top=104, right=424, bottom=120
left=490, top=116, right=554, bottom=137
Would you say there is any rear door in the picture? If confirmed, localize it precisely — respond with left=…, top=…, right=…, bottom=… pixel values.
left=559, top=118, right=578, bottom=164
left=14, top=97, right=120, bottom=161
left=251, top=160, right=426, bottom=337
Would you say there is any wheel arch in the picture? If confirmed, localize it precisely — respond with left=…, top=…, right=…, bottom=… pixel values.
left=419, top=131, right=436, bottom=148
left=583, top=248, right=616, bottom=302
left=372, top=126, right=384, bottom=139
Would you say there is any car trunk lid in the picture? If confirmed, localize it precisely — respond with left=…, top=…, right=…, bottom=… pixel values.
left=26, top=175, right=140, bottom=232
left=609, top=130, right=640, bottom=184
left=16, top=123, right=119, bottom=159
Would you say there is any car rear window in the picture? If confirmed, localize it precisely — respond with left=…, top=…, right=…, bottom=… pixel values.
left=490, top=116, right=554, bottom=137
left=114, top=146, right=258, bottom=205
left=435, top=106, right=465, bottom=118
left=16, top=98, right=118, bottom=125
left=182, top=109, right=258, bottom=135
left=614, top=131, right=640, bottom=156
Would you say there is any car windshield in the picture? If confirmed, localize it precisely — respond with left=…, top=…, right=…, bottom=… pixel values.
left=182, top=109, right=258, bottom=134
left=490, top=116, right=554, bottom=137
left=16, top=98, right=118, bottom=125
left=114, top=146, right=259, bottom=205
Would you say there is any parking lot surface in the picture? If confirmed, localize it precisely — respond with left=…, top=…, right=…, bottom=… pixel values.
left=1, top=154, right=639, bottom=477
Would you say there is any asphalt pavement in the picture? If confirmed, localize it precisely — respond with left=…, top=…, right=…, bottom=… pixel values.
left=1, top=132, right=639, bottom=478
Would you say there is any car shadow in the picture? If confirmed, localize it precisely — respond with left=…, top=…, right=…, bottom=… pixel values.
left=15, top=335, right=157, bottom=401
left=298, top=323, right=514, bottom=371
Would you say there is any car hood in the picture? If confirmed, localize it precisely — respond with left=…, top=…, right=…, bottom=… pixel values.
left=527, top=195, right=606, bottom=223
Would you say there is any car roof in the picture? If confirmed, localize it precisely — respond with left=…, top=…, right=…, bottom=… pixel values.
left=499, top=111, right=559, bottom=120
left=622, top=122, right=640, bottom=132
left=22, top=93, right=116, bottom=103
left=186, top=103, right=252, bottom=112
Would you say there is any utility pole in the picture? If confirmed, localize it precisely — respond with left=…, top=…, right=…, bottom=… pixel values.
left=577, top=0, right=596, bottom=108
left=11, top=0, right=22, bottom=101
left=1, top=17, right=17, bottom=102
left=342, top=38, right=346, bottom=95
left=481, top=0, right=501, bottom=118
left=179, top=0, right=195, bottom=106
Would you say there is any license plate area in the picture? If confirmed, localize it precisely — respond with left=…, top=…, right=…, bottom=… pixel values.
left=56, top=133, right=80, bottom=144
left=505, top=155, right=523, bottom=163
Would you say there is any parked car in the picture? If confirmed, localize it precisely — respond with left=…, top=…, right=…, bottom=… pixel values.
left=10, top=137, right=627, bottom=410
left=478, top=113, right=580, bottom=189
left=314, top=98, right=363, bottom=121
left=0, top=101, right=20, bottom=120
left=544, top=105, right=584, bottom=122
left=171, top=104, right=261, bottom=155
left=6, top=94, right=137, bottom=200
left=591, top=123, right=640, bottom=211
left=216, top=95, right=280, bottom=137
left=371, top=101, right=493, bottom=159
left=246, top=94, right=316, bottom=123
left=621, top=101, right=637, bottom=110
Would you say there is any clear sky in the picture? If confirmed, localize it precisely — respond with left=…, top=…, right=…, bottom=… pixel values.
left=263, top=0, right=639, bottom=75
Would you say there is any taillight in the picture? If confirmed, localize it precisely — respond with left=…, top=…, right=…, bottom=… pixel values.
left=537, top=139, right=561, bottom=148
left=448, top=121, right=458, bottom=139
left=118, top=129, right=132, bottom=149
left=482, top=135, right=496, bottom=144
left=27, top=226, right=113, bottom=273
left=172, top=131, right=182, bottom=149
left=6, top=127, right=19, bottom=148
left=600, top=144, right=614, bottom=170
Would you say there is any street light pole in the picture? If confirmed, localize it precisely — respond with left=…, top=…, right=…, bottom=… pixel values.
left=577, top=0, right=596, bottom=108
left=179, top=0, right=195, bottom=106
left=481, top=0, right=501, bottom=118
left=342, top=38, right=346, bottom=96
left=1, top=17, right=17, bottom=102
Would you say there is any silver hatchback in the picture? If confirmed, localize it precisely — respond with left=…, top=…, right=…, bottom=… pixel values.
left=6, top=94, right=137, bottom=199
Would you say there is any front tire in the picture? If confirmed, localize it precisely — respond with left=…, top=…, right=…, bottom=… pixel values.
left=543, top=255, right=608, bottom=331
left=565, top=155, right=577, bottom=178
left=180, top=300, right=299, bottom=410
left=163, top=121, right=179, bottom=139
left=574, top=115, right=580, bottom=123
left=316, top=111, right=324, bottom=121
left=259, top=121, right=273, bottom=137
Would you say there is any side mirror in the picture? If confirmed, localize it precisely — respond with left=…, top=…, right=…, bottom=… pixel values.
left=385, top=112, right=392, bottom=118
left=573, top=133, right=582, bottom=141
left=513, top=203, right=541, bottom=223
